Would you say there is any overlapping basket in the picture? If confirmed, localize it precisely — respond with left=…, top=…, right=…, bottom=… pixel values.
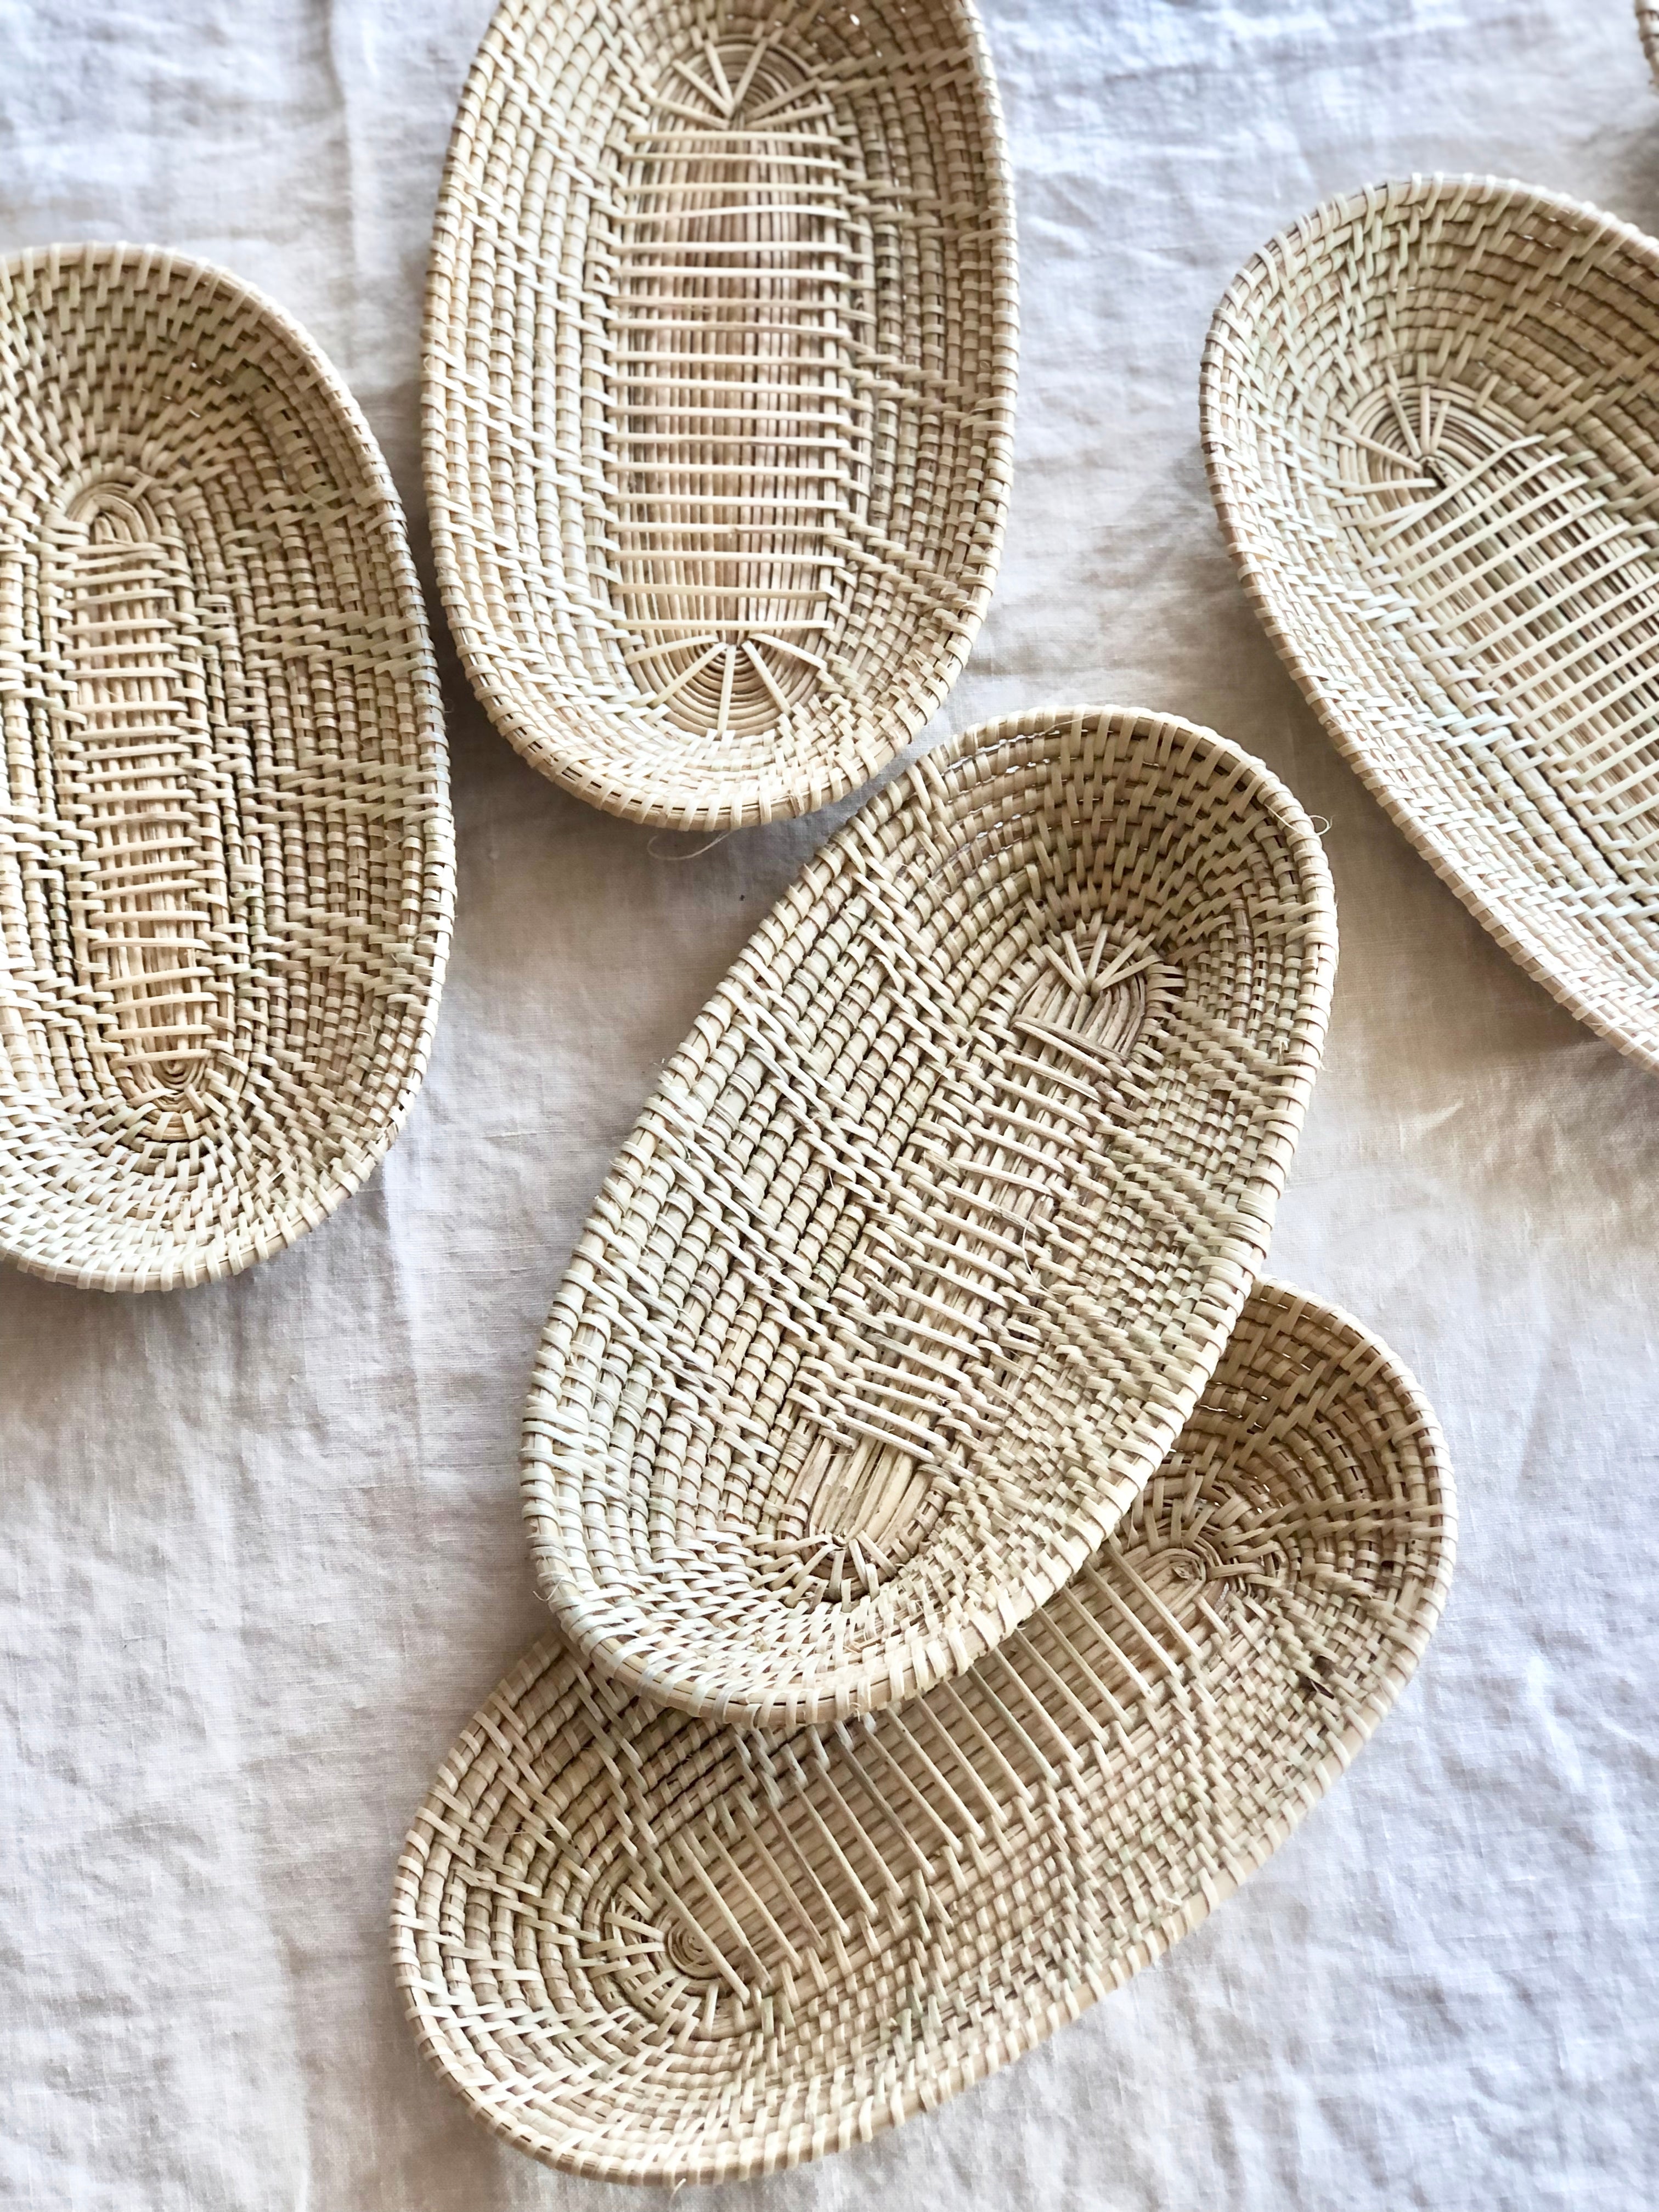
left=387, top=706, right=1456, bottom=2183
left=0, top=245, right=453, bottom=1290
left=522, top=706, right=1338, bottom=1729
left=425, top=0, right=1018, bottom=830
left=1204, top=174, right=1659, bottom=1075
left=396, top=1272, right=1454, bottom=2184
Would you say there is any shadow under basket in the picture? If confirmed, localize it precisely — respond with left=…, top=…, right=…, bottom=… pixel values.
left=393, top=1278, right=1455, bottom=2187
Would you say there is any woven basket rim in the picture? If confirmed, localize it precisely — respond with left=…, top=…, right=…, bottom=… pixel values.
left=421, top=0, right=1019, bottom=830
left=524, top=702, right=1338, bottom=1729
left=5, top=240, right=419, bottom=497
left=398, top=1275, right=1455, bottom=2187
left=1200, top=171, right=1659, bottom=1077
left=0, top=241, right=455, bottom=1291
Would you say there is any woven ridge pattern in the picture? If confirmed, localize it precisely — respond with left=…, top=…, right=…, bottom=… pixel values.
left=1640, top=1, right=1659, bottom=86
left=523, top=707, right=1336, bottom=1728
left=397, top=1280, right=1455, bottom=2187
left=1203, top=174, right=1659, bottom=1074
left=425, top=0, right=1017, bottom=828
left=0, top=245, right=453, bottom=1290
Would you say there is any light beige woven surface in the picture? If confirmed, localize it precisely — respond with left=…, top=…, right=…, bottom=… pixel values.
left=10, top=3, right=1657, bottom=2204
left=425, top=0, right=1017, bottom=831
left=0, top=244, right=454, bottom=1291
left=523, top=705, right=1336, bottom=1728
left=1203, top=174, right=1659, bottom=1077
left=1639, top=1, right=1659, bottom=85
left=397, top=1278, right=1454, bottom=2187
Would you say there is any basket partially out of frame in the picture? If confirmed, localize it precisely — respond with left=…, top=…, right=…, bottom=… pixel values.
left=1204, top=175, right=1659, bottom=1075
left=424, top=0, right=1018, bottom=830
left=522, top=707, right=1336, bottom=1729
left=0, top=245, right=453, bottom=1291
left=395, top=1279, right=1455, bottom=2187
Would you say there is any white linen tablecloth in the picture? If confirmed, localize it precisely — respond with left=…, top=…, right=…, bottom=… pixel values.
left=3, top=1, right=1656, bottom=2204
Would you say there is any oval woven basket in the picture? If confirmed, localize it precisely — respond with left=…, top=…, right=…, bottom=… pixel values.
left=522, top=706, right=1336, bottom=1728
left=0, top=245, right=453, bottom=1292
left=425, top=0, right=1018, bottom=830
left=1203, top=175, right=1659, bottom=1074
left=397, top=1279, right=1454, bottom=2187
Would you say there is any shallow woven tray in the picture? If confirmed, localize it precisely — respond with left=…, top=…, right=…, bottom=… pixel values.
left=397, top=1278, right=1454, bottom=2187
left=425, top=0, right=1017, bottom=830
left=1204, top=175, right=1659, bottom=1075
left=0, top=245, right=453, bottom=1291
left=523, top=706, right=1336, bottom=1727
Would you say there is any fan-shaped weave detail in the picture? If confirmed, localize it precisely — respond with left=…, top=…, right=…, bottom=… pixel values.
left=1204, top=175, right=1659, bottom=1074
left=425, top=0, right=1017, bottom=828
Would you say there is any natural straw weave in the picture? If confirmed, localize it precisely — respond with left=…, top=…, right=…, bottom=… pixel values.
left=397, top=1279, right=1454, bottom=2188
left=0, top=245, right=453, bottom=1291
left=1640, top=2, right=1659, bottom=85
left=424, top=0, right=1017, bottom=830
left=1204, top=175, right=1659, bottom=1075
left=523, top=707, right=1336, bottom=1728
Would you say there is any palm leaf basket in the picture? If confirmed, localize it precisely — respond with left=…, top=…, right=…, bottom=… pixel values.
left=0, top=245, right=453, bottom=1291
left=424, top=0, right=1018, bottom=830
left=396, top=1279, right=1454, bottom=2187
left=1203, top=175, right=1659, bottom=1075
left=522, top=706, right=1336, bottom=1729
